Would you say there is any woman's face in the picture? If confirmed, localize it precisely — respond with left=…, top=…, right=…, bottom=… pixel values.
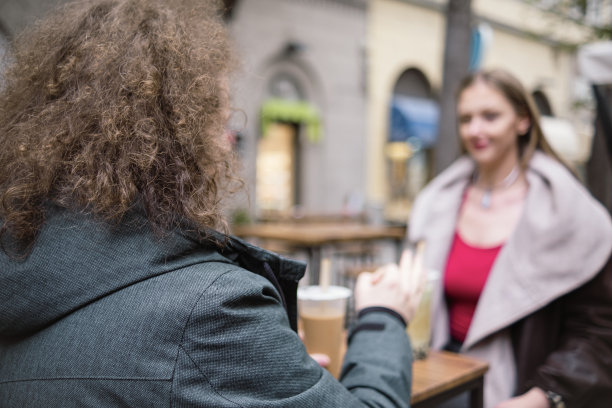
left=457, top=80, right=530, bottom=169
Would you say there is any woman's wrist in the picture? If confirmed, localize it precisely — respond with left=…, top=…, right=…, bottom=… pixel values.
left=528, top=387, right=555, bottom=408
left=543, top=390, right=565, bottom=408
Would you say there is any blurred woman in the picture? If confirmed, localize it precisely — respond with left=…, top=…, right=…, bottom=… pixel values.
left=0, top=1, right=419, bottom=406
left=408, top=69, right=612, bottom=408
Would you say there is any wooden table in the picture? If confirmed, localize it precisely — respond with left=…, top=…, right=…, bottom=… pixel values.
left=233, top=222, right=406, bottom=284
left=337, top=339, right=488, bottom=407
left=411, top=351, right=489, bottom=408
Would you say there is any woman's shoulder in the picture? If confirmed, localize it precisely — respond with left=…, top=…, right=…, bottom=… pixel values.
left=528, top=151, right=580, bottom=187
left=515, top=151, right=612, bottom=286
left=527, top=151, right=611, bottom=223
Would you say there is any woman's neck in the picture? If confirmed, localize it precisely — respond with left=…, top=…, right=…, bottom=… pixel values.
left=472, top=156, right=523, bottom=210
left=475, top=157, right=520, bottom=189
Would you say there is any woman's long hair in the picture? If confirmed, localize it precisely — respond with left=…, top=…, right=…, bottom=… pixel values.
left=0, top=0, right=241, bottom=255
left=457, top=69, right=569, bottom=172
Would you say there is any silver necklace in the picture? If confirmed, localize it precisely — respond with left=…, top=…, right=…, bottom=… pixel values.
left=475, top=166, right=520, bottom=209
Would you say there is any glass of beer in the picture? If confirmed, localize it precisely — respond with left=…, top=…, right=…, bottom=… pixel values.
left=297, top=285, right=351, bottom=378
left=407, top=269, right=440, bottom=359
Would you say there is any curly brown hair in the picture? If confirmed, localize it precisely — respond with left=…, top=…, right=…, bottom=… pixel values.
left=0, top=0, right=241, bottom=254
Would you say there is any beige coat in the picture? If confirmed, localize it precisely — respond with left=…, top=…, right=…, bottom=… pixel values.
left=408, top=151, right=612, bottom=407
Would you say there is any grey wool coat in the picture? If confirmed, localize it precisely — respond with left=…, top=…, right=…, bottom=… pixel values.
left=0, top=207, right=413, bottom=407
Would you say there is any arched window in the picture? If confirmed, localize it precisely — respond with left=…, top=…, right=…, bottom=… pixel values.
left=386, top=68, right=437, bottom=221
left=256, top=69, right=320, bottom=218
left=393, top=68, right=432, bottom=99
left=532, top=90, right=554, bottom=116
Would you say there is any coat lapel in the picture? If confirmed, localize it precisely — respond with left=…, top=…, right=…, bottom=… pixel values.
left=408, top=156, right=472, bottom=271
left=408, top=157, right=472, bottom=349
left=463, top=153, right=612, bottom=348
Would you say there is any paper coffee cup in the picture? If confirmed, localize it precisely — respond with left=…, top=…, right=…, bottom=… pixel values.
left=298, top=285, right=351, bottom=378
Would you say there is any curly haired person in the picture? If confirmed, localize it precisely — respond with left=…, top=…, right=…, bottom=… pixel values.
left=0, top=1, right=420, bottom=407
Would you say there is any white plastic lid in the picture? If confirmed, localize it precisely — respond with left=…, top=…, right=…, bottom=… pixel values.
left=297, top=285, right=351, bottom=301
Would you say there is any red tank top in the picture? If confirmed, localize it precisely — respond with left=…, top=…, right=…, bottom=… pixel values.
left=444, top=232, right=502, bottom=343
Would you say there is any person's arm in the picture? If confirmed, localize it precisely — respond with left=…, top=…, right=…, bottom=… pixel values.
left=533, top=255, right=612, bottom=407
left=342, top=249, right=425, bottom=405
left=340, top=307, right=412, bottom=405
left=175, top=267, right=413, bottom=408
left=497, top=255, right=612, bottom=408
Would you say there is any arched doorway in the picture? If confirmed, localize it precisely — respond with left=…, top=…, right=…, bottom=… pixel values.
left=386, top=68, right=438, bottom=221
left=256, top=66, right=321, bottom=219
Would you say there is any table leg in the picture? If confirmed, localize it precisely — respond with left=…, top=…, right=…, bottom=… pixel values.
left=469, top=377, right=484, bottom=408
left=395, top=237, right=404, bottom=262
left=411, top=376, right=485, bottom=408
left=307, top=246, right=321, bottom=285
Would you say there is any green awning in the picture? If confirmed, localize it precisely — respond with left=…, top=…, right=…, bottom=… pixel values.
left=260, top=98, right=322, bottom=142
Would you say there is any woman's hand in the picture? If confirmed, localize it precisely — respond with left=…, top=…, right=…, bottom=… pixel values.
left=495, top=387, right=549, bottom=408
left=354, top=244, right=426, bottom=324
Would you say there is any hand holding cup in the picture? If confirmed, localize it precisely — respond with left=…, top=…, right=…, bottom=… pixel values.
left=354, top=241, right=426, bottom=324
